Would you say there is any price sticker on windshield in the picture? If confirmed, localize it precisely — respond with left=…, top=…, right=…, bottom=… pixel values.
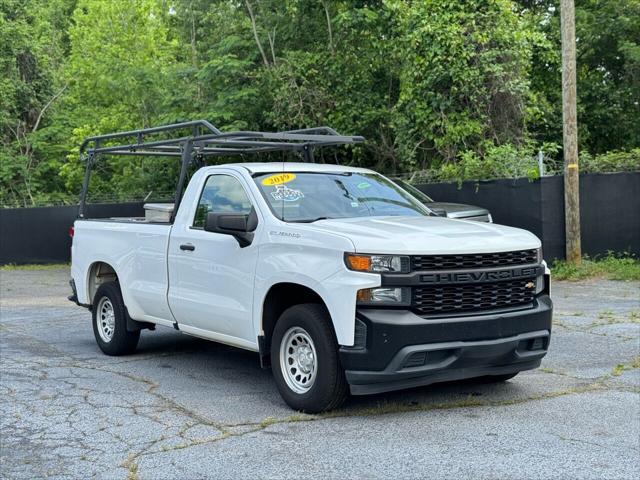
left=262, top=173, right=296, bottom=186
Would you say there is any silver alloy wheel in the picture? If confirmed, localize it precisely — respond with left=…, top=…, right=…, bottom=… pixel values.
left=279, top=326, right=317, bottom=394
left=96, top=296, right=116, bottom=343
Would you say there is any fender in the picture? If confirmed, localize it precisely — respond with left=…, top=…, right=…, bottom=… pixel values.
left=254, top=269, right=379, bottom=346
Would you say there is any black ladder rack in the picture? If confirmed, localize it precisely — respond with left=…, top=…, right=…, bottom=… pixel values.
left=77, top=120, right=365, bottom=219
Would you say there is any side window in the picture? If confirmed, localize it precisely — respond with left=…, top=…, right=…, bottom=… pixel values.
left=193, top=175, right=253, bottom=228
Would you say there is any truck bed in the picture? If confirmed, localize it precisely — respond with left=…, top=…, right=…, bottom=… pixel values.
left=71, top=219, right=174, bottom=326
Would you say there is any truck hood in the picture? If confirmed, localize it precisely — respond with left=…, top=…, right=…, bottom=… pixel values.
left=307, top=216, right=540, bottom=255
left=428, top=202, right=489, bottom=218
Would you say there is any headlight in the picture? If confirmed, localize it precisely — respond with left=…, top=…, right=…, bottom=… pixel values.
left=357, top=287, right=411, bottom=306
left=536, top=247, right=543, bottom=263
left=344, top=253, right=409, bottom=273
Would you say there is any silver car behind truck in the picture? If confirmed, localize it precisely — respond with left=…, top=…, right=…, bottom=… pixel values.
left=393, top=178, right=492, bottom=223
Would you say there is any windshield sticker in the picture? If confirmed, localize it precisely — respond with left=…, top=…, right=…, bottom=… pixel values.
left=351, top=201, right=360, bottom=207
left=357, top=181, right=371, bottom=189
left=271, top=185, right=304, bottom=202
left=262, top=173, right=296, bottom=186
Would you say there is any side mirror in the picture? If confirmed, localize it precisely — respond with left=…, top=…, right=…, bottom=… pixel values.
left=204, top=208, right=258, bottom=247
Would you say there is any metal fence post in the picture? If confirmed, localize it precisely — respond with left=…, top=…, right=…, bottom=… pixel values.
left=538, top=150, right=545, bottom=177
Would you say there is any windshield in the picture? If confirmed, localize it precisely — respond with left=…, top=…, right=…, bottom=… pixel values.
left=253, top=171, right=431, bottom=222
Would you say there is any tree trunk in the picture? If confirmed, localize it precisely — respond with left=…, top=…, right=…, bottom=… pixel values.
left=244, top=0, right=270, bottom=68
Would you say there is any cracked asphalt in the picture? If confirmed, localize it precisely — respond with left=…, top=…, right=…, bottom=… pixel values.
left=1, top=267, right=638, bottom=479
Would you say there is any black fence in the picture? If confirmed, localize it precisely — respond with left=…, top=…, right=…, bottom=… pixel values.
left=0, top=203, right=144, bottom=265
left=0, top=172, right=638, bottom=264
left=418, top=172, right=640, bottom=261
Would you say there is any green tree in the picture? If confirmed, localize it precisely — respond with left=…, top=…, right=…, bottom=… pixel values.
left=0, top=0, right=75, bottom=206
left=59, top=0, right=181, bottom=200
left=1, top=0, right=638, bottom=208
left=262, top=3, right=397, bottom=168
left=523, top=0, right=640, bottom=155
left=390, top=0, right=535, bottom=169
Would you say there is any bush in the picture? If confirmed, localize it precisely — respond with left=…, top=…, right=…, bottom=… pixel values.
left=408, top=142, right=540, bottom=185
left=406, top=145, right=638, bottom=185
left=580, top=149, right=640, bottom=174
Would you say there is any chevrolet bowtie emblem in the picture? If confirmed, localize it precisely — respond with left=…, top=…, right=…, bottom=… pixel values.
left=525, top=281, right=535, bottom=289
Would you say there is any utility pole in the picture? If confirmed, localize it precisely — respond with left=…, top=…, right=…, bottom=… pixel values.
left=561, top=0, right=581, bottom=263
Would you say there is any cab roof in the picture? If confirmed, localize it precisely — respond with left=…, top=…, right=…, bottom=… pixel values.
left=220, top=162, right=376, bottom=175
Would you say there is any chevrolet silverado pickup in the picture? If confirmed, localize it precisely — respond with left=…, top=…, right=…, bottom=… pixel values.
left=69, top=121, right=552, bottom=412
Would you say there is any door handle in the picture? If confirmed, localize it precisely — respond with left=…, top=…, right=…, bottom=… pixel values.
left=179, top=243, right=195, bottom=251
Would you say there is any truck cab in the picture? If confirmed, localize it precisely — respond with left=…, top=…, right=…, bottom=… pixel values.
left=69, top=122, right=552, bottom=412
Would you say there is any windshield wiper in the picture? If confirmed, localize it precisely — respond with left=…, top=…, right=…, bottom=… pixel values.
left=288, top=216, right=332, bottom=223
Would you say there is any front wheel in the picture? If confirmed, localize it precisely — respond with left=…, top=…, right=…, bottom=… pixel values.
left=92, top=281, right=140, bottom=356
left=271, top=303, right=348, bottom=413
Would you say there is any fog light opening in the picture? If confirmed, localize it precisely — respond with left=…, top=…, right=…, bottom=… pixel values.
left=529, top=337, right=545, bottom=351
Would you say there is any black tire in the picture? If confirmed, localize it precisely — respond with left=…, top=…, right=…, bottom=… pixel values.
left=92, top=281, right=140, bottom=356
left=271, top=303, right=348, bottom=413
left=474, top=372, right=519, bottom=383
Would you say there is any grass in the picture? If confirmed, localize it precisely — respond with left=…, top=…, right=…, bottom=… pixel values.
left=597, top=310, right=615, bottom=321
left=0, top=263, right=69, bottom=271
left=551, top=253, right=640, bottom=281
left=611, top=356, right=640, bottom=377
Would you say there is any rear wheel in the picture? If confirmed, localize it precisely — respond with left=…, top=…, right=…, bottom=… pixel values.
left=92, top=281, right=140, bottom=356
left=271, top=303, right=348, bottom=413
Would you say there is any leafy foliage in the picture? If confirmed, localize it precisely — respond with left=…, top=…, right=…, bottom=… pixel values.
left=427, top=143, right=542, bottom=185
left=0, top=0, right=75, bottom=206
left=522, top=0, right=640, bottom=155
left=391, top=0, right=533, bottom=167
left=1, top=0, right=638, bottom=207
left=579, top=149, right=640, bottom=174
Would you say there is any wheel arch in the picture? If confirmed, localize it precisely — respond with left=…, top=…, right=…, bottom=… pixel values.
left=86, top=261, right=118, bottom=304
left=259, top=282, right=334, bottom=365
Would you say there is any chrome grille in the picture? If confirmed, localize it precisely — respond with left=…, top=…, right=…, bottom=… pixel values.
left=412, top=279, right=536, bottom=315
left=411, top=249, right=538, bottom=271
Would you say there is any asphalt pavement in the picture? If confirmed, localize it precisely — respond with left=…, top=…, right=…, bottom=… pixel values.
left=1, top=267, right=638, bottom=479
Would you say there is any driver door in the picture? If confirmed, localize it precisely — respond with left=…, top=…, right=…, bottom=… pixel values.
left=167, top=173, right=259, bottom=348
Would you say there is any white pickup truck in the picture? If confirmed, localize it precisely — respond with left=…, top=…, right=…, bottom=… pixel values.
left=69, top=123, right=552, bottom=412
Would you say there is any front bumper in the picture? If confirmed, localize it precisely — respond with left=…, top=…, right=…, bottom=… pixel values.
left=340, top=295, right=552, bottom=395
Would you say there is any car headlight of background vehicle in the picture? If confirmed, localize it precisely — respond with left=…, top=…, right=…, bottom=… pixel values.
left=344, top=253, right=409, bottom=273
